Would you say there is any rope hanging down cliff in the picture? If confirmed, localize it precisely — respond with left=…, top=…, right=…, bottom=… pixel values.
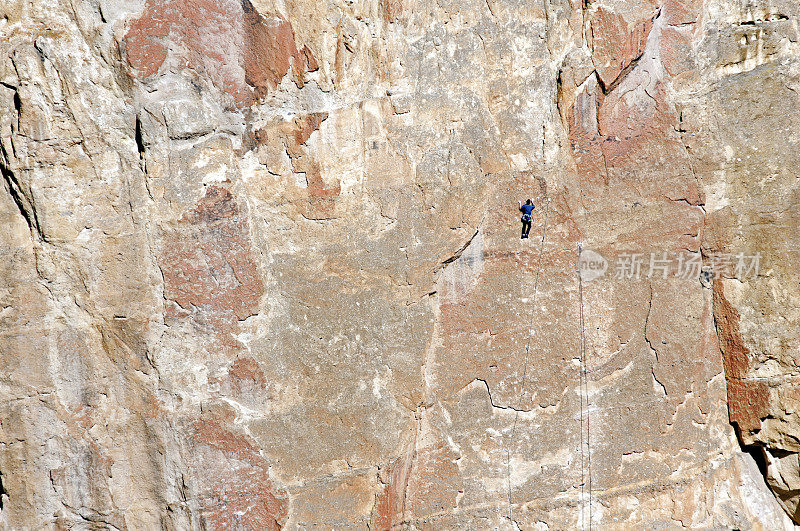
left=505, top=197, right=550, bottom=525
left=577, top=243, right=593, bottom=530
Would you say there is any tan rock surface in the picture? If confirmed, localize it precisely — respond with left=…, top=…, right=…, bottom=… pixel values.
left=0, top=0, right=798, bottom=528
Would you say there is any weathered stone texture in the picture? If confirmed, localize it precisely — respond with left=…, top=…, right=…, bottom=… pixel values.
left=0, top=0, right=799, bottom=528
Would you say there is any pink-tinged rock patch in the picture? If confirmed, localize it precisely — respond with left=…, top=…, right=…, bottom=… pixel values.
left=125, top=0, right=318, bottom=107
left=726, top=378, right=770, bottom=434
left=382, top=0, right=403, bottom=23
left=209, top=356, right=269, bottom=400
left=160, top=186, right=264, bottom=354
left=660, top=27, right=696, bottom=76
left=590, top=3, right=659, bottom=89
left=372, top=442, right=461, bottom=527
left=663, top=0, right=703, bottom=26
left=190, top=406, right=288, bottom=529
left=372, top=453, right=412, bottom=529
left=253, top=112, right=341, bottom=219
left=712, top=280, right=770, bottom=434
left=712, top=280, right=751, bottom=380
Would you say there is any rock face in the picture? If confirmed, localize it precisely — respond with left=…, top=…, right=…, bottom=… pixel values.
left=0, top=0, right=798, bottom=528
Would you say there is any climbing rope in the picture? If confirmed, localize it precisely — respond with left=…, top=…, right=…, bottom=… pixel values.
left=577, top=243, right=593, bottom=530
left=505, top=197, right=550, bottom=525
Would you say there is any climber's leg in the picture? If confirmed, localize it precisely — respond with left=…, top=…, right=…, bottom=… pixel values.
left=521, top=219, right=531, bottom=239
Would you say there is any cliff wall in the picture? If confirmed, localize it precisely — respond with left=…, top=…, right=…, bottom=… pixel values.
left=0, top=0, right=798, bottom=528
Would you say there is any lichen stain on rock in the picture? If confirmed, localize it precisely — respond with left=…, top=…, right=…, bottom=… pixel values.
left=160, top=185, right=264, bottom=354
left=371, top=443, right=461, bottom=527
left=712, top=279, right=770, bottom=434
left=659, top=27, right=696, bottom=77
left=712, top=280, right=751, bottom=380
left=569, top=76, right=670, bottom=178
left=242, top=2, right=318, bottom=97
left=191, top=407, right=288, bottom=529
left=253, top=112, right=341, bottom=219
left=210, top=356, right=269, bottom=399
left=662, top=0, right=703, bottom=26
left=726, top=378, right=770, bottom=434
left=372, top=454, right=410, bottom=529
left=304, top=163, right=342, bottom=219
left=566, top=60, right=702, bottom=212
left=293, top=112, right=328, bottom=146
left=228, top=357, right=267, bottom=389
left=381, top=0, right=403, bottom=23
left=123, top=3, right=169, bottom=78
left=125, top=0, right=317, bottom=107
left=590, top=4, right=658, bottom=88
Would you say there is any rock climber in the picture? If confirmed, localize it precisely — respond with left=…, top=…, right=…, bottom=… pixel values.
left=518, top=199, right=534, bottom=239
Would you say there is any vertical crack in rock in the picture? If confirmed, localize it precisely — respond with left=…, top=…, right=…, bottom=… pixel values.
left=0, top=470, right=6, bottom=510
left=598, top=50, right=643, bottom=95
left=402, top=408, right=422, bottom=524
left=644, top=283, right=667, bottom=397
left=710, top=277, right=785, bottom=516
left=134, top=114, right=145, bottom=160
left=673, top=111, right=705, bottom=211
left=1, top=81, right=38, bottom=238
left=0, top=155, right=42, bottom=241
